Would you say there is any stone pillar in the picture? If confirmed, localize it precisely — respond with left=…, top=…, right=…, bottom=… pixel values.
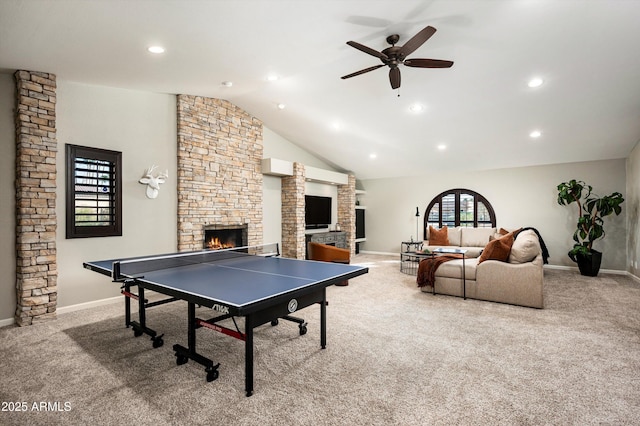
left=338, top=174, right=356, bottom=256
left=14, top=70, right=58, bottom=326
left=281, top=162, right=306, bottom=259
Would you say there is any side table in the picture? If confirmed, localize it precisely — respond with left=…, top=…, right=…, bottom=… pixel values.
left=400, top=241, right=426, bottom=275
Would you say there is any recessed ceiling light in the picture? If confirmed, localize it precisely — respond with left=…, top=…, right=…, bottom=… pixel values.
left=147, top=46, right=165, bottom=54
left=437, top=144, right=447, bottom=151
left=221, top=81, right=233, bottom=87
left=409, top=103, right=424, bottom=113
left=266, top=74, right=279, bottom=82
left=528, top=77, right=543, bottom=88
left=530, top=130, right=542, bottom=138
left=277, top=103, right=286, bottom=110
left=369, top=153, right=377, bottom=159
left=330, top=122, right=341, bottom=131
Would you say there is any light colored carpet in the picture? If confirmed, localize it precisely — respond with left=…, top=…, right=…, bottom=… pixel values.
left=1, top=254, right=639, bottom=425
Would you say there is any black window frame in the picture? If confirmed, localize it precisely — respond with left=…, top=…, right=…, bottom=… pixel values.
left=66, top=144, right=122, bottom=238
left=423, top=188, right=496, bottom=239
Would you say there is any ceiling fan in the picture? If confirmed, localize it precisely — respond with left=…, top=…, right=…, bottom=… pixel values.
left=341, top=25, right=453, bottom=90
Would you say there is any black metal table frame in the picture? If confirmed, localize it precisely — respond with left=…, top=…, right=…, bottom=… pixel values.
left=120, top=279, right=328, bottom=397
left=431, top=247, right=468, bottom=300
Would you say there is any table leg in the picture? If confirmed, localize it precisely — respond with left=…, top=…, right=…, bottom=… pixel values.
left=245, top=315, right=254, bottom=397
left=138, top=286, right=146, bottom=328
left=173, top=302, right=220, bottom=382
left=462, top=254, right=466, bottom=300
left=321, top=288, right=327, bottom=349
left=124, top=281, right=131, bottom=328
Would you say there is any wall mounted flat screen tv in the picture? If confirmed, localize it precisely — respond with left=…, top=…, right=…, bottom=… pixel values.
left=305, top=195, right=331, bottom=229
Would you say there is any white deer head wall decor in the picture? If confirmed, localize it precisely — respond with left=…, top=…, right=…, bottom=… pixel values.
left=139, top=165, right=168, bottom=199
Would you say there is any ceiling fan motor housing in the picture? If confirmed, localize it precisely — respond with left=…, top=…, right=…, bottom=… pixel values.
left=342, top=25, right=453, bottom=90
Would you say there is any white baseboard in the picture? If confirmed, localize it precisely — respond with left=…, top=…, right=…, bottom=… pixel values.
left=0, top=296, right=122, bottom=328
left=358, top=250, right=399, bottom=256
left=544, top=264, right=631, bottom=276
left=56, top=295, right=122, bottom=315
left=0, top=317, right=15, bottom=327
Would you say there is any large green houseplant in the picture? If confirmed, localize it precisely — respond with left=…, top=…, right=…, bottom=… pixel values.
left=556, top=179, right=624, bottom=276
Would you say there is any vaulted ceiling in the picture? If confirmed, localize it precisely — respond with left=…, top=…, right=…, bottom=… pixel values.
left=2, top=0, right=639, bottom=179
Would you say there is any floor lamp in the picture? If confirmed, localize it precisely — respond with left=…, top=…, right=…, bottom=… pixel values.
left=415, top=207, right=420, bottom=241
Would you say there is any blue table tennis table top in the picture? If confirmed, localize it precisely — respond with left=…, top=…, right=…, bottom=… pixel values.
left=85, top=254, right=368, bottom=309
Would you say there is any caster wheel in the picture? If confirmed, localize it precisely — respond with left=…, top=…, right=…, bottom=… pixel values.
left=133, top=329, right=143, bottom=337
left=152, top=338, right=164, bottom=348
left=176, top=355, right=188, bottom=366
left=299, top=325, right=308, bottom=335
left=206, top=369, right=219, bottom=382
left=271, top=319, right=279, bottom=326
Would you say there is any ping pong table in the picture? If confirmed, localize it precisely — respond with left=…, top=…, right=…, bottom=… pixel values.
left=83, top=243, right=368, bottom=396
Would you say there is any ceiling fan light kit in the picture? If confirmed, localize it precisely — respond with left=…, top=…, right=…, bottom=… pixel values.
left=342, top=25, right=453, bottom=91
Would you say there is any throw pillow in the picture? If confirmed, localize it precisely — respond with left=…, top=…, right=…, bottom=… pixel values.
left=478, top=231, right=516, bottom=264
left=429, top=225, right=449, bottom=246
left=491, top=227, right=510, bottom=241
left=508, top=229, right=540, bottom=263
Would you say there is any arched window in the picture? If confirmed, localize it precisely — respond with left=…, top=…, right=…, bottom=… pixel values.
left=423, top=188, right=496, bottom=239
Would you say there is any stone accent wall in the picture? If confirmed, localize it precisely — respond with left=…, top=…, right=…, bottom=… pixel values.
left=338, top=174, right=357, bottom=255
left=281, top=162, right=306, bottom=259
left=14, top=70, right=58, bottom=326
left=176, top=95, right=263, bottom=251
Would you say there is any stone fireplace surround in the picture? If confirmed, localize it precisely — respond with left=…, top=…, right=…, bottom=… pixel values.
left=176, top=95, right=264, bottom=253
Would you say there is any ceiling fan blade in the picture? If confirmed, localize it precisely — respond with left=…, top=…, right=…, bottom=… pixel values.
left=398, top=26, right=437, bottom=58
left=389, top=67, right=401, bottom=89
left=341, top=64, right=385, bottom=80
left=404, top=58, right=454, bottom=68
left=346, top=41, right=389, bottom=60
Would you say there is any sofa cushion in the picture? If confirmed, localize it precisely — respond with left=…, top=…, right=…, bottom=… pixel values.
left=434, top=258, right=479, bottom=280
left=478, top=231, right=515, bottom=264
left=509, top=230, right=541, bottom=263
left=447, top=227, right=462, bottom=246
left=429, top=225, right=449, bottom=245
left=461, top=227, right=496, bottom=247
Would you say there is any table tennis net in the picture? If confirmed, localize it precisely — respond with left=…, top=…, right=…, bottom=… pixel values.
left=112, top=243, right=280, bottom=281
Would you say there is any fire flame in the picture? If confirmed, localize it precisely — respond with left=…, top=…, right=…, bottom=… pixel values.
left=207, top=237, right=235, bottom=250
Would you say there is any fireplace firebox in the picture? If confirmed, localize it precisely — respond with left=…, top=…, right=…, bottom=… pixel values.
left=204, top=224, right=248, bottom=250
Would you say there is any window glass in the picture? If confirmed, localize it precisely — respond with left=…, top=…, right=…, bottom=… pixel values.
left=422, top=189, right=496, bottom=238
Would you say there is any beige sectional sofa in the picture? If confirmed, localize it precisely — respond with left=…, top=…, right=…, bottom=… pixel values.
left=419, top=226, right=544, bottom=308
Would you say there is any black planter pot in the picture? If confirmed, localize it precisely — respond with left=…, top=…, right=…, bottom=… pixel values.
left=574, top=250, right=602, bottom=277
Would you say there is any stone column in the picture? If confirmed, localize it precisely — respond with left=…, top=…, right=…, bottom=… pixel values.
left=281, top=162, right=306, bottom=259
left=338, top=174, right=356, bottom=256
left=14, top=70, right=58, bottom=326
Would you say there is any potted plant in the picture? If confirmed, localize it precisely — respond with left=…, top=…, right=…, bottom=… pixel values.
left=556, top=179, right=624, bottom=276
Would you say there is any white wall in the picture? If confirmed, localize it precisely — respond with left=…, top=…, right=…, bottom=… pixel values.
left=627, top=141, right=640, bottom=277
left=360, top=159, right=628, bottom=271
left=262, top=127, right=341, bottom=247
left=55, top=82, right=178, bottom=308
left=263, top=127, right=337, bottom=170
left=0, top=73, right=16, bottom=322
